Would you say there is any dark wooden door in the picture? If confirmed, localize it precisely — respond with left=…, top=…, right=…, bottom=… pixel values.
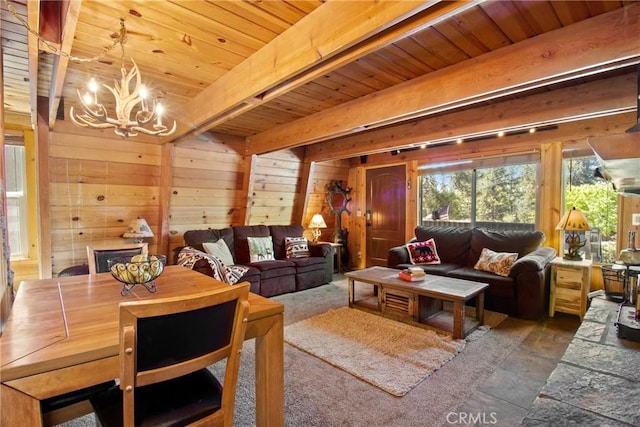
left=366, top=165, right=406, bottom=267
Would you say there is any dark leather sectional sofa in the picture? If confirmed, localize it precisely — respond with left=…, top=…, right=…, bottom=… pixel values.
left=175, top=224, right=333, bottom=297
left=388, top=226, right=557, bottom=319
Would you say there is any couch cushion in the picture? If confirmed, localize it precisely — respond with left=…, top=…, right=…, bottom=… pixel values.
left=202, top=240, right=234, bottom=266
left=468, top=228, right=545, bottom=267
left=285, top=237, right=310, bottom=259
left=406, top=238, right=441, bottom=265
left=414, top=226, right=472, bottom=265
left=474, top=248, right=518, bottom=277
left=233, top=225, right=270, bottom=265
left=177, top=247, right=248, bottom=285
left=247, top=236, right=276, bottom=262
left=448, top=267, right=515, bottom=299
left=183, top=228, right=234, bottom=253
left=269, top=225, right=304, bottom=259
left=249, top=260, right=296, bottom=280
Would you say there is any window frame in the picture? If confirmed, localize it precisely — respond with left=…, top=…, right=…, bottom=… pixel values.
left=418, top=152, right=540, bottom=231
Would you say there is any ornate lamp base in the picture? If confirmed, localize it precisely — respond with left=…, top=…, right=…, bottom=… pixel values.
left=563, top=232, right=586, bottom=261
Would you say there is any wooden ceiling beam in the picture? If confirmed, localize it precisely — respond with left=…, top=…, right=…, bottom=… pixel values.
left=167, top=0, right=472, bottom=143
left=305, top=72, right=637, bottom=162
left=359, top=112, right=637, bottom=169
left=248, top=3, right=640, bottom=154
left=47, top=0, right=81, bottom=128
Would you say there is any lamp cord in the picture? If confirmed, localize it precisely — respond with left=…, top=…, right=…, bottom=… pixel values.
left=3, top=0, right=125, bottom=63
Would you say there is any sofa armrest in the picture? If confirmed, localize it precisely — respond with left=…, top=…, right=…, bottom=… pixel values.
left=308, top=242, right=333, bottom=258
left=509, top=247, right=556, bottom=277
left=388, top=245, right=410, bottom=268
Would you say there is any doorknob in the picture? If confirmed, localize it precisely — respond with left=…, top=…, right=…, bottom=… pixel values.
left=365, top=209, right=372, bottom=226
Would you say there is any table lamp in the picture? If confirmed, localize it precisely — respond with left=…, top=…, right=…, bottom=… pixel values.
left=123, top=217, right=154, bottom=243
left=555, top=207, right=591, bottom=260
left=309, top=213, right=327, bottom=243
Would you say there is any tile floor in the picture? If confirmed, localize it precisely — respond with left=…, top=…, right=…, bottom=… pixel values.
left=455, top=311, right=581, bottom=426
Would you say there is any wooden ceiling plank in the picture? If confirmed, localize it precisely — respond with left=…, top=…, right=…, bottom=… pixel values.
left=550, top=1, right=592, bottom=26
left=516, top=1, right=564, bottom=33
left=170, top=1, right=473, bottom=142
left=213, top=1, right=292, bottom=34
left=248, top=4, right=640, bottom=153
left=410, top=27, right=471, bottom=67
left=48, top=0, right=81, bottom=128
left=478, top=1, right=535, bottom=43
left=170, top=1, right=280, bottom=44
left=305, top=73, right=637, bottom=162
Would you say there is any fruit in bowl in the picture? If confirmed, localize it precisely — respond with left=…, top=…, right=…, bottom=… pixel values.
left=108, top=254, right=166, bottom=295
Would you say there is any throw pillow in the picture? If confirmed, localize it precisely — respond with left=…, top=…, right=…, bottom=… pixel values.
left=177, top=246, right=249, bottom=285
left=247, top=236, right=275, bottom=262
left=474, top=248, right=518, bottom=277
left=202, top=239, right=234, bottom=266
left=285, top=237, right=310, bottom=258
left=406, top=238, right=441, bottom=265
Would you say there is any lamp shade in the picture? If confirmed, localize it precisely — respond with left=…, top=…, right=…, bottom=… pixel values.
left=309, top=214, right=327, bottom=229
left=555, top=208, right=591, bottom=231
left=123, top=218, right=154, bottom=239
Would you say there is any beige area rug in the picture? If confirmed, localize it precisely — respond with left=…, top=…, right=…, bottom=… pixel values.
left=284, top=306, right=507, bottom=397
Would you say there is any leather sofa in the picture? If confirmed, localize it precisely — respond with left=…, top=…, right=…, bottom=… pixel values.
left=175, top=225, right=333, bottom=297
left=387, top=226, right=557, bottom=319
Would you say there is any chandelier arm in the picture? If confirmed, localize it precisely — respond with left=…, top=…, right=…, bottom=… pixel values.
left=135, top=110, right=157, bottom=125
left=158, top=121, right=178, bottom=136
left=70, top=110, right=117, bottom=129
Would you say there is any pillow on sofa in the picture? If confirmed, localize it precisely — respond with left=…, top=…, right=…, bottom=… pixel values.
left=203, top=239, right=234, bottom=266
left=285, top=237, right=310, bottom=258
left=406, top=239, right=441, bottom=265
left=247, top=237, right=275, bottom=262
left=177, top=247, right=248, bottom=285
left=474, top=248, right=518, bottom=277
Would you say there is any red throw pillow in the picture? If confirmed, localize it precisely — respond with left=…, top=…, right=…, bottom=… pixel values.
left=406, top=238, right=441, bottom=265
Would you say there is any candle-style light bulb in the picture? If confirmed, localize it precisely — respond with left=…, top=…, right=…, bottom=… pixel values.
left=139, top=85, right=148, bottom=112
left=83, top=92, right=93, bottom=106
left=88, top=78, right=98, bottom=104
left=156, top=103, right=164, bottom=126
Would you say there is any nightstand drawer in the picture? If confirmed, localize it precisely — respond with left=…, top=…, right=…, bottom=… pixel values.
left=556, top=268, right=584, bottom=285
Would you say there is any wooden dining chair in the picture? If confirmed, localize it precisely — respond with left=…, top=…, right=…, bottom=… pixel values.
left=86, top=243, right=148, bottom=274
left=90, top=282, right=250, bottom=427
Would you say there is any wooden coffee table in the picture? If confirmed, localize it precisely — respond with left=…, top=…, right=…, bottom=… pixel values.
left=346, top=266, right=489, bottom=339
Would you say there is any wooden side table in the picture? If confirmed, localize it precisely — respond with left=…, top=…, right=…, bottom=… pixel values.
left=329, top=242, right=342, bottom=273
left=549, top=257, right=592, bottom=320
left=320, top=242, right=342, bottom=273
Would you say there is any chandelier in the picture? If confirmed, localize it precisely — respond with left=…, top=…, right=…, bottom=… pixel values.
left=69, top=20, right=176, bottom=138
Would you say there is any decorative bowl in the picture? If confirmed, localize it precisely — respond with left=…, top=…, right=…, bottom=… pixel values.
left=108, top=254, right=166, bottom=295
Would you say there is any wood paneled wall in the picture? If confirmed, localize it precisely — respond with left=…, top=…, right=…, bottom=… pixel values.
left=248, top=149, right=303, bottom=226
left=48, top=122, right=163, bottom=275
left=305, top=159, right=351, bottom=243
left=168, top=136, right=247, bottom=257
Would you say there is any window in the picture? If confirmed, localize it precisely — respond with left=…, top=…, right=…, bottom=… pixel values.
left=419, top=158, right=538, bottom=231
left=562, top=156, right=617, bottom=263
left=4, top=144, right=29, bottom=258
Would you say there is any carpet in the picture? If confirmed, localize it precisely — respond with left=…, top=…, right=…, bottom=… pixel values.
left=61, top=280, right=534, bottom=427
left=284, top=305, right=506, bottom=397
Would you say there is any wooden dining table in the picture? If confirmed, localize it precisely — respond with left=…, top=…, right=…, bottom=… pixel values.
left=0, top=265, right=284, bottom=426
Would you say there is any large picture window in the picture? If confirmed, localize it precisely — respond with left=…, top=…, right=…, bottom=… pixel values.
left=419, top=158, right=538, bottom=231
left=4, top=144, right=28, bottom=258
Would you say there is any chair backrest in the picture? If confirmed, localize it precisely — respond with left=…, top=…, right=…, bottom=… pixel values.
left=119, top=283, right=250, bottom=427
left=86, top=243, right=148, bottom=274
